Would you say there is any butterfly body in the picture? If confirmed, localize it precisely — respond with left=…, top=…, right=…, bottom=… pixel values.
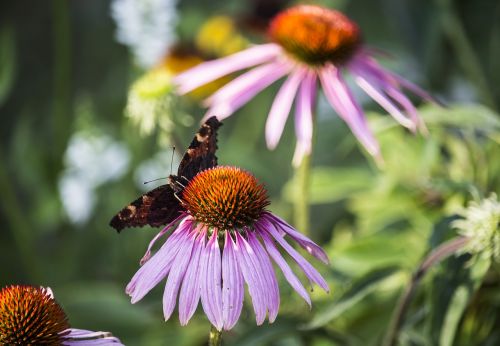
left=109, top=116, right=222, bottom=232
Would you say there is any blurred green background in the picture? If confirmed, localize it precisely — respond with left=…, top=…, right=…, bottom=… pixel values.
left=1, top=0, right=499, bottom=345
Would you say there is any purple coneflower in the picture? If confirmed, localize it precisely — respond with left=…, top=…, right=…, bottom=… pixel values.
left=126, top=166, right=329, bottom=330
left=0, top=285, right=123, bottom=345
left=174, top=5, right=433, bottom=165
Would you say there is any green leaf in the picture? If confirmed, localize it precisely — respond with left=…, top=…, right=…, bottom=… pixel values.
left=419, top=103, right=500, bottom=130
left=57, top=282, right=156, bottom=333
left=439, top=255, right=490, bottom=346
left=305, top=267, right=400, bottom=329
left=428, top=254, right=491, bottom=345
left=283, top=166, right=373, bottom=204
left=231, top=320, right=301, bottom=346
left=439, top=286, right=468, bottom=346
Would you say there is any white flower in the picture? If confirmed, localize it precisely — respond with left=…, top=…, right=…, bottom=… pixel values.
left=59, top=132, right=130, bottom=224
left=111, top=0, right=178, bottom=68
left=454, top=194, right=500, bottom=262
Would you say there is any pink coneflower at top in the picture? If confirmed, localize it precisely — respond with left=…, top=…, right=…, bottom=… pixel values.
left=0, top=285, right=123, bottom=345
left=126, top=166, right=329, bottom=331
left=174, top=5, right=434, bottom=165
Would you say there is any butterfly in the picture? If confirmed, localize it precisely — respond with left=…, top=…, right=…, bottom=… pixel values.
left=109, top=116, right=222, bottom=232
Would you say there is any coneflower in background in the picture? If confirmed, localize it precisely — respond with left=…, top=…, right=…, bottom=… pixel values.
left=175, top=5, right=434, bottom=166
left=0, top=285, right=123, bottom=345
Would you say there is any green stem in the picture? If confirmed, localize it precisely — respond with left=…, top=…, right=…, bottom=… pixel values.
left=438, top=0, right=496, bottom=109
left=208, top=325, right=222, bottom=346
left=293, top=152, right=311, bottom=236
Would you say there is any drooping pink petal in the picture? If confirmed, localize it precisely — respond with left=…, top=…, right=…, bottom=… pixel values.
left=126, top=221, right=192, bottom=303
left=265, top=225, right=329, bottom=293
left=354, top=75, right=416, bottom=130
left=293, top=70, right=317, bottom=167
left=222, top=233, right=244, bottom=330
left=174, top=44, right=282, bottom=94
left=140, top=214, right=186, bottom=265
left=384, top=84, right=427, bottom=132
left=263, top=213, right=329, bottom=264
left=351, top=51, right=435, bottom=104
left=265, top=66, right=307, bottom=150
left=393, top=75, right=436, bottom=104
left=205, top=61, right=290, bottom=107
left=203, top=61, right=291, bottom=121
left=63, top=329, right=123, bottom=345
left=350, top=55, right=428, bottom=132
left=247, top=231, right=280, bottom=323
left=162, top=229, right=197, bottom=321
left=178, top=226, right=206, bottom=325
left=200, top=231, right=223, bottom=330
left=319, top=64, right=380, bottom=158
left=234, top=232, right=267, bottom=325
left=259, top=232, right=311, bottom=307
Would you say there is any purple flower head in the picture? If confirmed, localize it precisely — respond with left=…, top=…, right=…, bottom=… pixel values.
left=174, top=5, right=434, bottom=166
left=126, top=166, right=329, bottom=330
left=0, top=285, right=123, bottom=345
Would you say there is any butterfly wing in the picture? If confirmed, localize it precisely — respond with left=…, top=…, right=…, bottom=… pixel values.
left=109, top=116, right=222, bottom=232
left=176, top=116, right=222, bottom=181
left=109, top=184, right=181, bottom=232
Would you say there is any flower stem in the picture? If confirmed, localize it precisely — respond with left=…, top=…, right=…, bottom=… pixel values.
left=294, top=152, right=311, bottom=236
left=208, top=325, right=222, bottom=346
left=383, top=236, right=469, bottom=346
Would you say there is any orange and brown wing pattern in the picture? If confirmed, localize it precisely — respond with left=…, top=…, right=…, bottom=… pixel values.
left=109, top=116, right=222, bottom=232
left=176, top=116, right=222, bottom=181
left=109, top=185, right=182, bottom=232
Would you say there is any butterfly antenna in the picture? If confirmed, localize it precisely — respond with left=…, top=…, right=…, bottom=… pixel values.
left=170, top=146, right=176, bottom=175
left=143, top=177, right=168, bottom=185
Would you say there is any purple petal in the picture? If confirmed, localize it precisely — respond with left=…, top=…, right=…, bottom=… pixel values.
left=178, top=226, right=206, bottom=325
left=140, top=214, right=186, bottom=265
left=126, top=222, right=192, bottom=303
left=234, top=232, right=267, bottom=325
left=293, top=70, right=317, bottom=167
left=319, top=64, right=380, bottom=158
left=174, top=44, right=282, bottom=94
left=162, top=229, right=197, bottom=321
left=354, top=75, right=416, bottom=130
left=247, top=231, right=280, bottom=322
left=384, top=84, right=427, bottom=132
left=350, top=56, right=427, bottom=133
left=203, top=61, right=290, bottom=121
left=265, top=225, right=329, bottom=293
left=265, top=66, right=307, bottom=149
left=390, top=72, right=436, bottom=103
left=263, top=213, right=329, bottom=264
left=260, top=232, right=311, bottom=307
left=63, top=329, right=123, bottom=345
left=205, top=61, right=290, bottom=106
left=350, top=51, right=436, bottom=103
left=222, top=233, right=244, bottom=330
left=200, top=231, right=223, bottom=330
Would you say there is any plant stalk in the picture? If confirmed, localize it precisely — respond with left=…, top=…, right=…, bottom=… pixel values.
left=208, top=325, right=222, bottom=346
left=294, top=151, right=312, bottom=236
